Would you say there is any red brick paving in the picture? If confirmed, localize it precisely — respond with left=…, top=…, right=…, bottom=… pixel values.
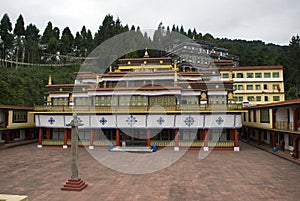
left=0, top=142, right=299, bottom=201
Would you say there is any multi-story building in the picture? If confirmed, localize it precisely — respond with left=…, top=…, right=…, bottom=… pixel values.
left=165, top=40, right=239, bottom=70
left=242, top=99, right=300, bottom=159
left=0, top=105, right=37, bottom=146
left=219, top=65, right=285, bottom=105
left=34, top=51, right=244, bottom=151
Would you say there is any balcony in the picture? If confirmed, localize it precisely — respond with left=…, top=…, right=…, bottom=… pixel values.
left=275, top=121, right=293, bottom=130
left=34, top=103, right=243, bottom=113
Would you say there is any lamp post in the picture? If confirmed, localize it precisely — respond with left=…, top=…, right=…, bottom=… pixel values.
left=61, top=114, right=88, bottom=191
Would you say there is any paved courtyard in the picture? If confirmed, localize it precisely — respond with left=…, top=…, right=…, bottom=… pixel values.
left=0, top=142, right=299, bottom=201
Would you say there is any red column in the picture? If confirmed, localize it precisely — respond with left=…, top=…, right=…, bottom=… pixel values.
left=116, top=128, right=120, bottom=146
left=63, top=128, right=68, bottom=148
left=292, top=107, right=298, bottom=131
left=146, top=129, right=151, bottom=147
left=272, top=109, right=277, bottom=129
left=27, top=129, right=32, bottom=140
left=204, top=129, right=209, bottom=147
left=229, top=129, right=235, bottom=140
left=174, top=129, right=179, bottom=147
left=90, top=129, right=94, bottom=148
left=271, top=132, right=276, bottom=147
left=293, top=136, right=299, bottom=159
left=258, top=130, right=262, bottom=145
left=4, top=132, right=9, bottom=144
left=46, top=128, right=51, bottom=140
left=38, top=128, right=43, bottom=147
left=234, top=129, right=239, bottom=147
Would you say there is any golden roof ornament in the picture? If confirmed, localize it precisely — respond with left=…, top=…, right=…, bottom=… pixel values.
left=144, top=48, right=149, bottom=58
left=48, top=75, right=52, bottom=85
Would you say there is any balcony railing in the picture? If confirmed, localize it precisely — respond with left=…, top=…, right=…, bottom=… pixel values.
left=275, top=121, right=294, bottom=131
left=35, top=103, right=243, bottom=113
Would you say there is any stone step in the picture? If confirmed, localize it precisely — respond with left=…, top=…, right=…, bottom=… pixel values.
left=111, top=146, right=153, bottom=152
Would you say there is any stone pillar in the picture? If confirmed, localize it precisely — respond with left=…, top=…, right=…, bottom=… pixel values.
left=63, top=128, right=68, bottom=149
left=233, top=129, right=239, bottom=151
left=116, top=128, right=120, bottom=147
left=204, top=129, right=209, bottom=151
left=146, top=129, right=151, bottom=147
left=89, top=129, right=94, bottom=150
left=174, top=129, right=179, bottom=151
left=37, top=128, right=43, bottom=148
left=293, top=136, right=299, bottom=159
left=61, top=114, right=87, bottom=191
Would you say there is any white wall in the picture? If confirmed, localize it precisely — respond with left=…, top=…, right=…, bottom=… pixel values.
left=276, top=108, right=288, bottom=122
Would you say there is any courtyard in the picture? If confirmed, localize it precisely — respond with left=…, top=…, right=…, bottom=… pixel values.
left=0, top=142, right=299, bottom=201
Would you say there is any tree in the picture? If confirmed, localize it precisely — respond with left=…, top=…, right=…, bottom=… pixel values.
left=13, top=14, right=26, bottom=66
left=41, top=21, right=53, bottom=44
left=286, top=35, right=300, bottom=93
left=25, top=23, right=40, bottom=63
left=13, top=14, right=25, bottom=36
left=0, top=13, right=14, bottom=63
left=61, top=27, right=74, bottom=54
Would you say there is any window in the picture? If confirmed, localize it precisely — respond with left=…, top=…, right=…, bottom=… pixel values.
left=260, top=109, right=270, bottom=123
left=264, top=84, right=268, bottom=90
left=264, top=96, right=269, bottom=102
left=256, top=96, right=261, bottom=101
left=238, top=85, right=244, bottom=90
left=238, top=96, right=243, bottom=102
left=253, top=110, right=257, bottom=122
left=237, top=73, right=244, bottom=78
left=247, top=96, right=255, bottom=101
left=273, top=96, right=280, bottom=101
left=272, top=72, right=279, bottom=78
left=234, top=96, right=238, bottom=101
left=232, top=73, right=235, bottom=78
left=289, top=135, right=294, bottom=146
left=246, top=85, right=253, bottom=90
left=247, top=73, right=254, bottom=78
left=248, top=111, right=251, bottom=122
left=255, top=85, right=261, bottom=90
left=273, top=84, right=279, bottom=90
left=13, top=111, right=27, bottom=123
left=264, top=72, right=271, bottom=78
left=264, top=131, right=267, bottom=140
left=233, top=85, right=237, bottom=90
left=255, top=73, right=262, bottom=78
left=222, top=73, right=229, bottom=78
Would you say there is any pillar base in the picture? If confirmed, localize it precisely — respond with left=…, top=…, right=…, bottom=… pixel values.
left=234, top=147, right=240, bottom=152
left=37, top=144, right=42, bottom=148
left=63, top=145, right=68, bottom=149
left=61, top=178, right=88, bottom=191
left=203, top=147, right=209, bottom=152
left=88, top=145, right=94, bottom=150
left=174, top=146, right=179, bottom=151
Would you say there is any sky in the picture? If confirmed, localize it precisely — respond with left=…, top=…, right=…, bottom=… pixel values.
left=1, top=0, right=300, bottom=45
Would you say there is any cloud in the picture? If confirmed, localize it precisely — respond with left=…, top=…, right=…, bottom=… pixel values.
left=0, top=0, right=299, bottom=45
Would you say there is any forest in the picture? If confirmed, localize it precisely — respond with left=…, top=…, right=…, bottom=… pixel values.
left=0, top=13, right=299, bottom=106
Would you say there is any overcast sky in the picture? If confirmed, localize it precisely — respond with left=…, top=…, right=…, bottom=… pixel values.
left=1, top=0, right=300, bottom=45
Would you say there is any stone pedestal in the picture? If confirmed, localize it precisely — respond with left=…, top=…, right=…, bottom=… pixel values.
left=61, top=178, right=88, bottom=191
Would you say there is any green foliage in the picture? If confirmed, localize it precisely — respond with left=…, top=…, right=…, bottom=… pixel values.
left=0, top=65, right=80, bottom=106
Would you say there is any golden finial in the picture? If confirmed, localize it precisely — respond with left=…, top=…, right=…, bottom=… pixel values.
left=48, top=75, right=52, bottom=85
left=144, top=48, right=149, bottom=58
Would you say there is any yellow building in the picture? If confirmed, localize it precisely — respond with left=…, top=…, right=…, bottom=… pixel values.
left=0, top=105, right=36, bottom=145
left=219, top=65, right=285, bottom=105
